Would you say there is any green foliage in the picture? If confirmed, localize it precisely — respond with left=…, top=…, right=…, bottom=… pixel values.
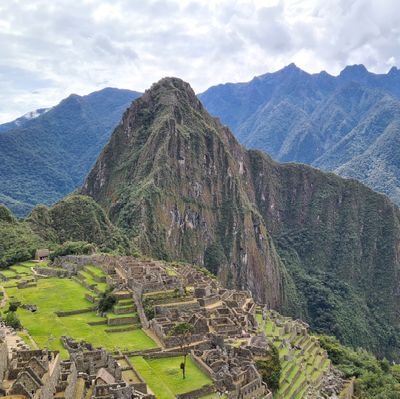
left=170, top=322, right=195, bottom=337
left=319, top=335, right=400, bottom=398
left=0, top=88, right=140, bottom=216
left=0, top=204, right=16, bottom=223
left=4, top=311, right=22, bottom=330
left=97, top=289, right=117, bottom=314
left=0, top=204, right=46, bottom=268
left=80, top=76, right=400, bottom=363
left=204, top=242, right=227, bottom=275
left=28, top=195, right=132, bottom=255
left=8, top=302, right=19, bottom=312
left=200, top=65, right=400, bottom=206
left=255, top=345, right=281, bottom=392
left=143, top=301, right=155, bottom=321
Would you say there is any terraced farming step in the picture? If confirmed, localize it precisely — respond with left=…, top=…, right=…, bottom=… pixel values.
left=107, top=313, right=139, bottom=326
left=257, top=309, right=331, bottom=399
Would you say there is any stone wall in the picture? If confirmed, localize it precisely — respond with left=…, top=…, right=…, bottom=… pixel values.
left=154, top=301, right=200, bottom=315
left=133, top=291, right=149, bottom=329
left=56, top=307, right=96, bottom=317
left=163, top=333, right=205, bottom=349
left=39, top=353, right=61, bottom=399
left=340, top=377, right=355, bottom=399
left=105, top=326, right=139, bottom=333
left=85, top=293, right=98, bottom=303
left=190, top=352, right=215, bottom=380
left=60, top=361, right=78, bottom=399
left=175, top=384, right=215, bottom=399
left=34, top=267, right=69, bottom=278
left=0, top=340, right=8, bottom=381
left=107, top=316, right=138, bottom=326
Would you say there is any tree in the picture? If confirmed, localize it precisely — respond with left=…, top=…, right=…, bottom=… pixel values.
left=8, top=302, right=19, bottom=312
left=255, top=345, right=281, bottom=392
left=97, top=289, right=117, bottom=315
left=204, top=242, right=227, bottom=275
left=170, top=322, right=194, bottom=379
left=4, top=311, right=22, bottom=330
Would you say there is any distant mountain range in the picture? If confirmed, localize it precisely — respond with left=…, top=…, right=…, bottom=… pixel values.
left=199, top=63, right=400, bottom=206
left=0, top=88, right=140, bottom=216
left=2, top=63, right=400, bottom=216
left=0, top=108, right=51, bottom=133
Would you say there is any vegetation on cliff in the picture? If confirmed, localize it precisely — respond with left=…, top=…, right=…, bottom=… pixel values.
left=27, top=195, right=132, bottom=254
left=0, top=204, right=45, bottom=267
left=320, top=335, right=400, bottom=398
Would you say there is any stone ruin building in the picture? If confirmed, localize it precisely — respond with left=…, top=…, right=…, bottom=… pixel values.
left=191, top=336, right=273, bottom=399
left=147, top=265, right=258, bottom=348
left=0, top=344, right=61, bottom=399
left=14, top=253, right=338, bottom=398
left=0, top=333, right=153, bottom=399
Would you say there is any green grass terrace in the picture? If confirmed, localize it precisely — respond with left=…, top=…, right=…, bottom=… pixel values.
left=129, top=355, right=213, bottom=399
left=3, top=274, right=157, bottom=358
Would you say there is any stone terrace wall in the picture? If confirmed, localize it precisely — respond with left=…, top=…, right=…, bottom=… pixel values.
left=176, top=384, right=215, bottom=399
left=340, top=378, right=355, bottom=399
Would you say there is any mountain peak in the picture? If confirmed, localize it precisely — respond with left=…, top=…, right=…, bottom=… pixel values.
left=339, top=64, right=368, bottom=78
left=280, top=63, right=306, bottom=74
left=143, top=77, right=199, bottom=107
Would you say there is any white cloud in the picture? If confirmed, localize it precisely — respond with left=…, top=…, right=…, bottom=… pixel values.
left=0, top=0, right=399, bottom=122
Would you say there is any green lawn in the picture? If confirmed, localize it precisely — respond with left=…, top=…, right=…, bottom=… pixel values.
left=0, top=260, right=39, bottom=279
left=11, top=265, right=32, bottom=274
left=84, top=265, right=106, bottom=277
left=0, top=269, right=17, bottom=278
left=78, top=270, right=108, bottom=292
left=4, top=277, right=157, bottom=358
left=130, top=356, right=213, bottom=399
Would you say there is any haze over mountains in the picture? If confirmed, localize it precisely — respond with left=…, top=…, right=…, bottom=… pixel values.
left=0, top=88, right=140, bottom=216
left=2, top=63, right=400, bottom=217
left=200, top=63, right=400, bottom=206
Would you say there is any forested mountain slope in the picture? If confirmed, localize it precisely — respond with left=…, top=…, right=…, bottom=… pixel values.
left=200, top=64, right=400, bottom=205
left=0, top=88, right=140, bottom=216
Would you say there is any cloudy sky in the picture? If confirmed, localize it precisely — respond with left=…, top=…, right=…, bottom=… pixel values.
left=0, top=0, right=399, bottom=122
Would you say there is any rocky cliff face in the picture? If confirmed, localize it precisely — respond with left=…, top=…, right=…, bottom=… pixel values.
left=82, top=77, right=400, bottom=358
left=83, top=78, right=286, bottom=308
